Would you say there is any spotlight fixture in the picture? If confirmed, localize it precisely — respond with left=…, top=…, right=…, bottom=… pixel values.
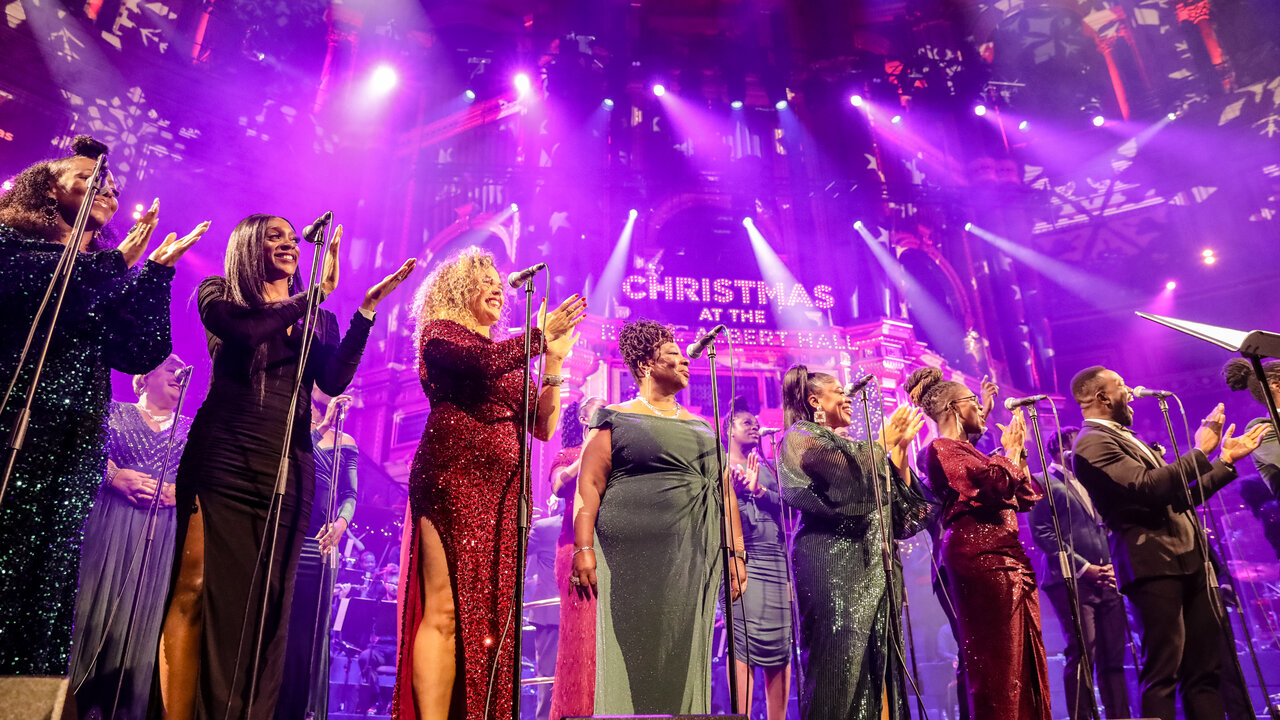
left=730, top=100, right=744, bottom=110
left=652, top=83, right=666, bottom=97
left=890, top=115, right=902, bottom=124
left=1, top=180, right=12, bottom=191
left=974, top=104, right=987, bottom=117
left=964, top=222, right=973, bottom=231
left=1018, top=120, right=1030, bottom=131
left=513, top=73, right=533, bottom=96
left=464, top=89, right=476, bottom=103
left=1091, top=114, right=1106, bottom=127
left=1165, top=280, right=1177, bottom=291
left=1167, top=112, right=1177, bottom=121
left=775, top=99, right=788, bottom=111
left=135, top=203, right=145, bottom=212
left=628, top=209, right=639, bottom=219
left=370, top=64, right=399, bottom=94
left=742, top=217, right=754, bottom=228
left=849, top=94, right=864, bottom=107
left=1202, top=248, right=1217, bottom=265
left=853, top=220, right=865, bottom=231
left=602, top=98, right=615, bottom=109
left=510, top=203, right=519, bottom=212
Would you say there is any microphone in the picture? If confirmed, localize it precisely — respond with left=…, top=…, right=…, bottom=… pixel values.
left=506, top=262, right=547, bottom=288
left=758, top=427, right=784, bottom=436
left=844, top=374, right=876, bottom=396
left=1004, top=394, right=1048, bottom=410
left=303, top=210, right=333, bottom=244
left=686, top=324, right=727, bottom=359
left=174, top=365, right=194, bottom=382
left=1132, top=386, right=1174, bottom=398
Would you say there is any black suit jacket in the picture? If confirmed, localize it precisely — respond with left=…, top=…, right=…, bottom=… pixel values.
left=1029, top=466, right=1112, bottom=588
left=1070, top=421, right=1237, bottom=591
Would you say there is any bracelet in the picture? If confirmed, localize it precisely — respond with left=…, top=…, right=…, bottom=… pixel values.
left=543, top=374, right=564, bottom=387
left=729, top=549, right=749, bottom=565
left=573, top=546, right=594, bottom=557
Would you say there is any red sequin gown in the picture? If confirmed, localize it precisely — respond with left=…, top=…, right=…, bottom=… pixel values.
left=547, top=446, right=596, bottom=720
left=393, top=319, right=542, bottom=720
left=922, top=437, right=1051, bottom=720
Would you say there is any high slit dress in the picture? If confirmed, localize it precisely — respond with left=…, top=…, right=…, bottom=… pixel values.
left=168, top=278, right=373, bottom=720
left=393, top=319, right=543, bottom=720
left=922, top=437, right=1051, bottom=720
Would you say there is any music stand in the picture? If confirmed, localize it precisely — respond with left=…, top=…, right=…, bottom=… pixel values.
left=1135, top=312, right=1280, bottom=440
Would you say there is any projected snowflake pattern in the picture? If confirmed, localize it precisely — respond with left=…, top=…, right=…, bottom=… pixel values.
left=59, top=85, right=183, bottom=185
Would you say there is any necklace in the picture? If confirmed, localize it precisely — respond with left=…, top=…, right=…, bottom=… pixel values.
left=136, top=401, right=174, bottom=429
left=636, top=394, right=682, bottom=418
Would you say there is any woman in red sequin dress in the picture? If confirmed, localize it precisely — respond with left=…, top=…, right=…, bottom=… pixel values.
left=393, top=246, right=586, bottom=720
left=905, top=367, right=1050, bottom=720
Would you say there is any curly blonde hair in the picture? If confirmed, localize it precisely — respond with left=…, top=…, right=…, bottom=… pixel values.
left=412, top=246, right=510, bottom=353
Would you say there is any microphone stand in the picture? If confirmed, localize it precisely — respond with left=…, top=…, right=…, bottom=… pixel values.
left=0, top=153, right=107, bottom=507
left=767, top=431, right=805, bottom=698
left=102, top=371, right=193, bottom=718
left=307, top=402, right=348, bottom=720
left=1025, top=403, right=1100, bottom=720
left=705, top=340, right=742, bottom=715
left=855, top=382, right=926, bottom=719
left=238, top=213, right=333, bottom=720
left=1153, top=396, right=1278, bottom=720
left=510, top=277, right=536, bottom=720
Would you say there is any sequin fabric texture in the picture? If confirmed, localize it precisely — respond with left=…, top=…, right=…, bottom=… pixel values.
left=923, top=437, right=1051, bottom=720
left=778, top=421, right=933, bottom=720
left=393, top=319, right=543, bottom=720
left=0, top=224, right=174, bottom=674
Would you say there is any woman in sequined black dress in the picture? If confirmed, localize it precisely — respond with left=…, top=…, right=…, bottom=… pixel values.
left=70, top=355, right=193, bottom=720
left=157, top=215, right=415, bottom=720
left=905, top=367, right=1050, bottom=720
left=776, top=365, right=932, bottom=720
left=0, top=136, right=206, bottom=675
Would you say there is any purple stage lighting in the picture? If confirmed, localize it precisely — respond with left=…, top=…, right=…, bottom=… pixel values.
left=464, top=89, right=476, bottom=103
left=602, top=98, right=615, bottom=109
left=1091, top=114, right=1106, bottom=127
left=510, top=203, right=519, bottom=212
left=1167, top=112, right=1178, bottom=121
left=1, top=180, right=12, bottom=192
left=628, top=209, right=639, bottom=219
left=974, top=104, right=987, bottom=117
left=964, top=222, right=973, bottom=231
left=850, top=94, right=864, bottom=107
left=853, top=220, right=865, bottom=231
left=514, top=73, right=533, bottom=96
left=370, top=64, right=399, bottom=94
left=891, top=115, right=902, bottom=124
left=775, top=99, right=788, bottom=111
left=652, top=83, right=666, bottom=97
left=1018, top=120, right=1030, bottom=131
left=742, top=217, right=754, bottom=228
left=730, top=100, right=744, bottom=110
left=1164, top=280, right=1177, bottom=291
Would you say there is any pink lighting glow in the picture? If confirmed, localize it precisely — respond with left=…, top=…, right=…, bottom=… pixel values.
left=1091, top=114, right=1106, bottom=127
left=1165, top=280, right=1177, bottom=291
left=849, top=95, right=864, bottom=107
left=370, top=64, right=399, bottom=94
left=652, top=83, right=666, bottom=97
left=513, top=73, right=532, bottom=96
left=974, top=104, right=987, bottom=117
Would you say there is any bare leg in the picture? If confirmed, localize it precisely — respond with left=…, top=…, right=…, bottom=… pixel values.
left=762, top=664, right=790, bottom=720
left=158, top=503, right=205, bottom=720
left=411, top=516, right=457, bottom=720
left=732, top=659, right=754, bottom=716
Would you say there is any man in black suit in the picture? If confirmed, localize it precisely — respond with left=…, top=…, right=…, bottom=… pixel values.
left=1030, top=426, right=1130, bottom=720
left=1068, top=366, right=1270, bottom=720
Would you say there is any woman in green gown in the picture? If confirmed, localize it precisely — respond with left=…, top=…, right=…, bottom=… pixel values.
left=570, top=319, right=747, bottom=714
left=777, top=365, right=933, bottom=720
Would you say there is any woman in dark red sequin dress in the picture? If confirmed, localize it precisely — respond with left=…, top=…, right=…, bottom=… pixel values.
left=905, top=367, right=1051, bottom=720
left=393, top=247, right=585, bottom=720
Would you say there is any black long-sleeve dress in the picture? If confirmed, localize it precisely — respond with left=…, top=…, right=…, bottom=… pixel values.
left=170, top=277, right=373, bottom=720
left=277, top=429, right=359, bottom=720
left=0, top=225, right=173, bottom=675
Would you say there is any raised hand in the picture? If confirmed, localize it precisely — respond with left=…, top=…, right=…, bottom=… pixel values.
left=362, top=257, right=417, bottom=312
left=1195, top=403, right=1228, bottom=455
left=117, top=198, right=159, bottom=266
left=997, top=407, right=1027, bottom=459
left=1220, top=421, right=1272, bottom=465
left=881, top=405, right=926, bottom=452
left=148, top=220, right=211, bottom=267
left=539, top=294, right=588, bottom=360
left=320, top=224, right=342, bottom=295
left=744, top=452, right=763, bottom=497
left=980, top=374, right=1000, bottom=419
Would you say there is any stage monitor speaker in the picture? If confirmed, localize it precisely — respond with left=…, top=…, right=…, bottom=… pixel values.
left=0, top=676, right=69, bottom=720
left=563, top=716, right=746, bottom=720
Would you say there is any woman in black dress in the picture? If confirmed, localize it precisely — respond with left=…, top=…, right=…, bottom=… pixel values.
left=157, top=214, right=414, bottom=720
left=70, top=354, right=193, bottom=720
left=278, top=392, right=360, bottom=720
left=0, top=135, right=205, bottom=675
